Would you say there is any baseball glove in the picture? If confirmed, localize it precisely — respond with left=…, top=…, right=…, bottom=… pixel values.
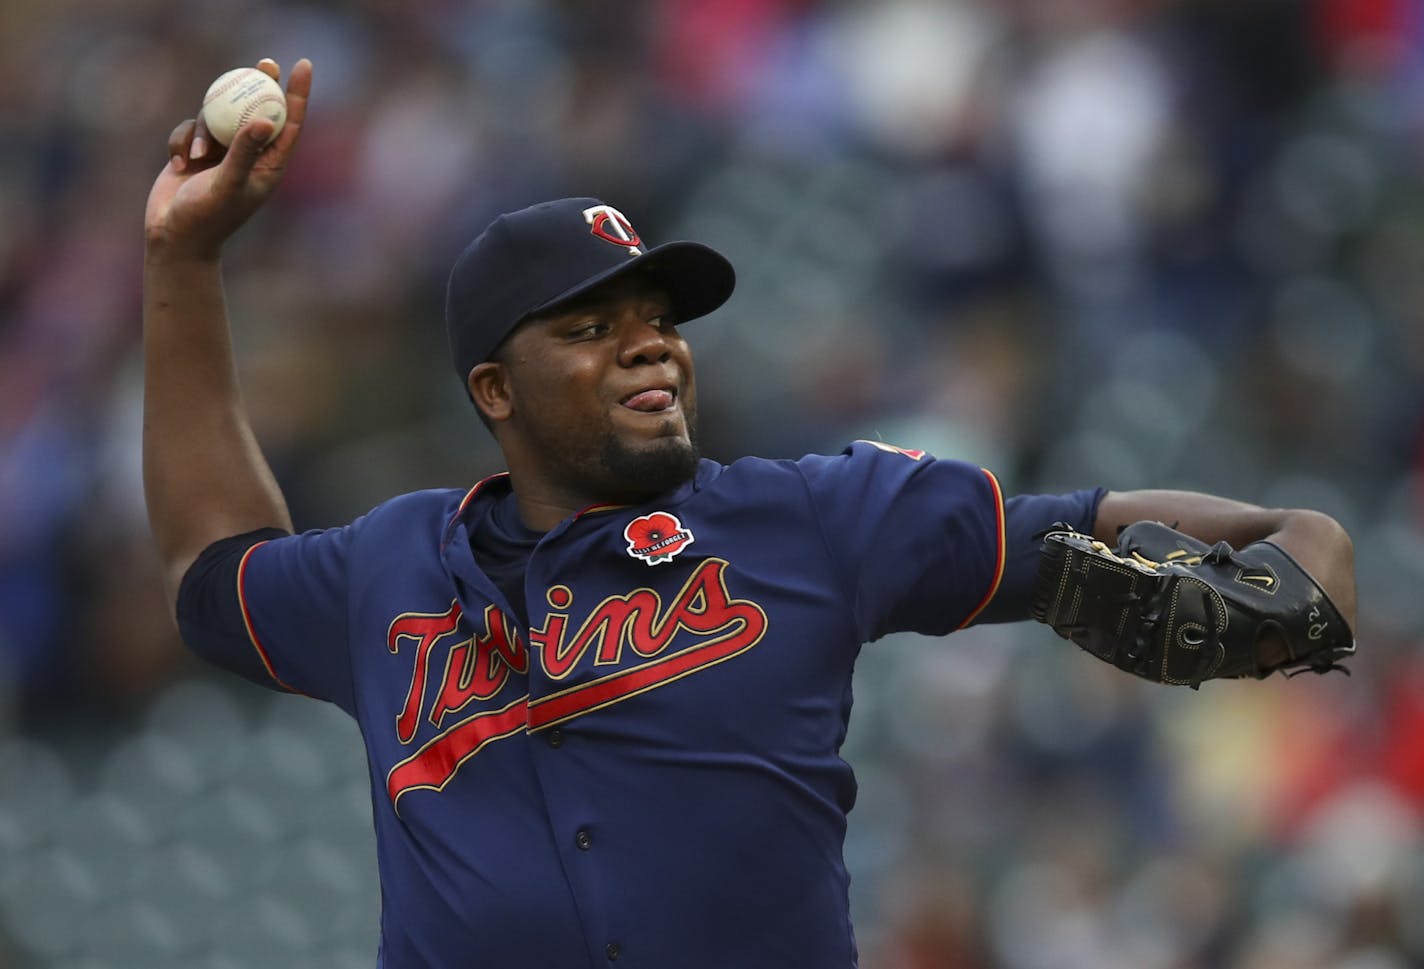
left=1031, top=520, right=1355, bottom=687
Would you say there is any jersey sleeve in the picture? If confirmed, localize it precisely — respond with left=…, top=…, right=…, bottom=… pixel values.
left=972, top=488, right=1106, bottom=625
left=795, top=441, right=1006, bottom=641
left=795, top=441, right=1105, bottom=640
left=176, top=522, right=358, bottom=711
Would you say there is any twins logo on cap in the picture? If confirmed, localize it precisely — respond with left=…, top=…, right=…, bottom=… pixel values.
left=583, top=204, right=642, bottom=255
left=624, top=512, right=694, bottom=565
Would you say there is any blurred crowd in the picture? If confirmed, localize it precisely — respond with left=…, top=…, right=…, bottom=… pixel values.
left=4, top=0, right=1424, bottom=966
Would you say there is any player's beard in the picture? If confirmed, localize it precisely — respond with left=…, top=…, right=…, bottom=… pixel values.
left=599, top=402, right=701, bottom=499
left=517, top=397, right=701, bottom=506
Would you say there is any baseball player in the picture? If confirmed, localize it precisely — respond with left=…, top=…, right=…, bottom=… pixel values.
left=143, top=59, right=1358, bottom=967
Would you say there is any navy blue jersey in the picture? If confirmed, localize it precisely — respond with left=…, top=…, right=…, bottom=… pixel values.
left=178, top=442, right=1102, bottom=968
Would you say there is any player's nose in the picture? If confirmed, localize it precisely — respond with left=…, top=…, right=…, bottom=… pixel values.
left=616, top=315, right=677, bottom=367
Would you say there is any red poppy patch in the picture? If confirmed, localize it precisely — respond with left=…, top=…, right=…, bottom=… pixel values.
left=624, top=512, right=695, bottom=566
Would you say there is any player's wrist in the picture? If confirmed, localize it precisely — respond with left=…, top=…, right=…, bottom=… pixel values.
left=144, top=232, right=225, bottom=267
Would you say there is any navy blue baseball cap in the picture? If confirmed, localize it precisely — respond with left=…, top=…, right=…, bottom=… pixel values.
left=444, top=197, right=736, bottom=382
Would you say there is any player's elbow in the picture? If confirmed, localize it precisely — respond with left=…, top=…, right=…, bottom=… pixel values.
left=1281, top=508, right=1353, bottom=561
left=1274, top=508, right=1357, bottom=628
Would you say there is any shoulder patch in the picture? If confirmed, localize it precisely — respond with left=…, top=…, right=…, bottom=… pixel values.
left=857, top=440, right=927, bottom=461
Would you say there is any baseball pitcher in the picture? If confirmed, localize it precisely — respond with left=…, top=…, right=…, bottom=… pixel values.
left=143, top=59, right=1358, bottom=967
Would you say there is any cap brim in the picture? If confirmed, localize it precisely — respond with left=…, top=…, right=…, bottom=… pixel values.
left=526, top=241, right=736, bottom=327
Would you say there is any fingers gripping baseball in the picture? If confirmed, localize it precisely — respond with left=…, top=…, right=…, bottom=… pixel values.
left=215, top=116, right=280, bottom=193
left=253, top=56, right=311, bottom=157
left=145, top=58, right=312, bottom=257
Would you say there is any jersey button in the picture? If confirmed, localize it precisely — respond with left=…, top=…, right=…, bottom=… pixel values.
left=547, top=729, right=564, bottom=749
left=575, top=829, right=592, bottom=851
left=605, top=942, right=620, bottom=961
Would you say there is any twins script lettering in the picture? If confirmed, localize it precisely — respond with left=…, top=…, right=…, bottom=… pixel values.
left=384, top=558, right=766, bottom=811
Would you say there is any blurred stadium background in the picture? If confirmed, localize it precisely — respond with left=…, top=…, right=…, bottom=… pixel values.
left=4, top=0, right=1424, bottom=966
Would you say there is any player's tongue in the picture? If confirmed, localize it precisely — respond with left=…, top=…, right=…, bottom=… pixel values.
left=622, top=389, right=674, bottom=412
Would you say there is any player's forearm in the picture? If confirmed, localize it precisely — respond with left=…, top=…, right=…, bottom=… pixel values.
left=1094, top=489, right=1289, bottom=546
left=142, top=246, right=293, bottom=599
left=1094, top=489, right=1356, bottom=629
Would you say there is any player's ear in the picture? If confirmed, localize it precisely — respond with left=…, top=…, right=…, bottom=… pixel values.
left=467, top=361, right=513, bottom=424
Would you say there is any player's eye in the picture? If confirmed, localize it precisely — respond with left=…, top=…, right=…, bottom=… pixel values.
left=570, top=321, right=609, bottom=339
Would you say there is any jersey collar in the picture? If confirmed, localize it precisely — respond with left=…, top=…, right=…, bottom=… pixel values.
left=445, top=459, right=723, bottom=544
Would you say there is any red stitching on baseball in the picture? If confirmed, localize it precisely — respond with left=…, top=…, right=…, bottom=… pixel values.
left=235, top=94, right=285, bottom=133
left=203, top=69, right=256, bottom=107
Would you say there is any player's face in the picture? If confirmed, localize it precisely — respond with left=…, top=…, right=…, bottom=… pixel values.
left=495, top=276, right=700, bottom=503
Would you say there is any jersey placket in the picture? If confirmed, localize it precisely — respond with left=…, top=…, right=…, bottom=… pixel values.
left=522, top=516, right=630, bottom=967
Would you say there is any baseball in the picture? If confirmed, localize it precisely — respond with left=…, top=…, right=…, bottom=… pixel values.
left=200, top=67, right=287, bottom=147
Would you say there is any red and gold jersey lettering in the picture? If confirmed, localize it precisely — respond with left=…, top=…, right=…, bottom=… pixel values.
left=430, top=606, right=528, bottom=730
left=386, top=602, right=530, bottom=814
left=386, top=695, right=529, bottom=814
left=389, top=603, right=464, bottom=745
left=389, top=602, right=527, bottom=743
left=528, top=558, right=768, bottom=730
left=385, top=559, right=768, bottom=810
